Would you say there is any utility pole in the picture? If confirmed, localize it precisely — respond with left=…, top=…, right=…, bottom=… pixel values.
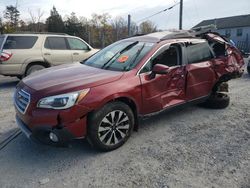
left=179, top=0, right=183, bottom=30
left=15, top=0, right=19, bottom=30
left=128, top=14, right=131, bottom=36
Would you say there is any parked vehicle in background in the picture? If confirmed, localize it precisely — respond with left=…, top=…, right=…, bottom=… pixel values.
left=14, top=29, right=244, bottom=151
left=0, top=33, right=98, bottom=78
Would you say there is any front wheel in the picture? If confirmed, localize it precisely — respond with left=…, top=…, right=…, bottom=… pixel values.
left=88, top=101, right=134, bottom=151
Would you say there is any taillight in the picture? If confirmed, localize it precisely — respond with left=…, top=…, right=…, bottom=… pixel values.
left=0, top=51, right=12, bottom=62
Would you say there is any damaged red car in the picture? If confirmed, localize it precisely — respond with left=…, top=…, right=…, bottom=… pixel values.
left=14, top=28, right=244, bottom=151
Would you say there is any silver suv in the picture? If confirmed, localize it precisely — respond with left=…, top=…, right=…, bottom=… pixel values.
left=0, top=33, right=98, bottom=78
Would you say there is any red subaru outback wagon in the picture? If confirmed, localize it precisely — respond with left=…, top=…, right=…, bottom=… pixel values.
left=14, top=29, right=244, bottom=151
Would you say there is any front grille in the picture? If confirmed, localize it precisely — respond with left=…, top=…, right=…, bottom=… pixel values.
left=14, top=89, right=30, bottom=114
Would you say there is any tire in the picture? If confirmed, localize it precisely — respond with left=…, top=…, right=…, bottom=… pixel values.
left=26, top=65, right=45, bottom=76
left=88, top=101, right=134, bottom=151
left=200, top=93, right=230, bottom=109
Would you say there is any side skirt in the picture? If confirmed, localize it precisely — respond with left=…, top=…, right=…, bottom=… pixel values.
left=139, top=94, right=210, bottom=119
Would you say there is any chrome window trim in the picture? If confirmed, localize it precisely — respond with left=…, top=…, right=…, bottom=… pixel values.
left=136, top=43, right=171, bottom=76
left=136, top=40, right=192, bottom=75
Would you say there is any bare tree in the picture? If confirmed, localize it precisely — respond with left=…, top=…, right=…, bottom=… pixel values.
left=28, top=8, right=44, bottom=32
left=112, top=17, right=127, bottom=41
left=139, top=20, right=157, bottom=34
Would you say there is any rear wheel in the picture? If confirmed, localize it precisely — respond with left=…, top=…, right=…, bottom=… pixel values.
left=26, top=65, right=45, bottom=76
left=200, top=92, right=230, bottom=109
left=88, top=101, right=134, bottom=151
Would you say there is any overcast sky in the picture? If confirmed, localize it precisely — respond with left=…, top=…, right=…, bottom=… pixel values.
left=1, top=0, right=250, bottom=29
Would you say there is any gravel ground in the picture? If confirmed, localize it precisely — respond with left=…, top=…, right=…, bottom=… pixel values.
left=0, top=76, right=19, bottom=144
left=0, top=70, right=249, bottom=188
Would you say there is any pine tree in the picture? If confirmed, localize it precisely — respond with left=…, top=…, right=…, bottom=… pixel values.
left=46, top=6, right=65, bottom=33
left=4, top=5, right=20, bottom=29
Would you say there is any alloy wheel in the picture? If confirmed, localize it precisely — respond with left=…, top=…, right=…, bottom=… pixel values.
left=98, top=110, right=130, bottom=146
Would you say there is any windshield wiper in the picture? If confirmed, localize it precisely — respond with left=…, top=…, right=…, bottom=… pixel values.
left=101, top=41, right=139, bottom=70
left=124, top=43, right=145, bottom=71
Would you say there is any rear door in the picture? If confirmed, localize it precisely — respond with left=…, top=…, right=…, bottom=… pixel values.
left=66, top=37, right=95, bottom=62
left=42, top=36, right=73, bottom=66
left=185, top=40, right=217, bottom=100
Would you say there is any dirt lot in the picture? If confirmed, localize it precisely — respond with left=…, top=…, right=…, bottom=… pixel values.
left=0, top=76, right=19, bottom=144
left=0, top=70, right=249, bottom=188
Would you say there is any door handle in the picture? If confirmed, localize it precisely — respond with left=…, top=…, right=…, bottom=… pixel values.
left=44, top=53, right=51, bottom=55
left=73, top=53, right=79, bottom=55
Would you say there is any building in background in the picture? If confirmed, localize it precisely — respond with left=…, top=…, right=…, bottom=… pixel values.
left=193, top=14, right=250, bottom=53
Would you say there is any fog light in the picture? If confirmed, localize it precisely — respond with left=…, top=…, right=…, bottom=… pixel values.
left=49, top=132, right=59, bottom=142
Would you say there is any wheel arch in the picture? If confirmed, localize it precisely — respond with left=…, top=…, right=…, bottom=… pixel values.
left=212, top=73, right=233, bottom=93
left=24, top=61, right=51, bottom=76
left=112, top=97, right=139, bottom=131
left=87, top=96, right=140, bottom=132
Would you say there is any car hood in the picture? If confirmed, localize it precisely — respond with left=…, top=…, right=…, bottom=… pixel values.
left=22, top=63, right=124, bottom=94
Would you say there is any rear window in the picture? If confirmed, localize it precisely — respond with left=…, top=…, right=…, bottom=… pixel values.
left=3, top=36, right=38, bottom=49
left=186, top=42, right=213, bottom=64
left=44, top=37, right=68, bottom=50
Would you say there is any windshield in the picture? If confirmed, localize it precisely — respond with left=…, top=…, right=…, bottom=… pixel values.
left=83, top=41, right=154, bottom=71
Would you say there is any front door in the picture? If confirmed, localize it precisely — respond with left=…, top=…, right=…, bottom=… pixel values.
left=66, top=37, right=94, bottom=62
left=139, top=43, right=186, bottom=115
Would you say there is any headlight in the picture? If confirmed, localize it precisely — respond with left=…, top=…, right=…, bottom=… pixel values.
left=37, top=89, right=90, bottom=109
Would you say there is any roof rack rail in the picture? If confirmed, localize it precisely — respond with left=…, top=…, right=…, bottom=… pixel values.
left=159, top=30, right=195, bottom=40
left=12, top=31, right=69, bottom=35
left=192, top=24, right=217, bottom=35
left=132, top=33, right=146, bottom=37
left=157, top=24, right=217, bottom=41
left=121, top=33, right=146, bottom=40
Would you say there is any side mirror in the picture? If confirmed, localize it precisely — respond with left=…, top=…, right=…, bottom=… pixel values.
left=152, top=64, right=170, bottom=75
left=149, top=64, right=170, bottom=79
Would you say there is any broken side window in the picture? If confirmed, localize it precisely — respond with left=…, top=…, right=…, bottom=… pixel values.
left=186, top=42, right=213, bottom=64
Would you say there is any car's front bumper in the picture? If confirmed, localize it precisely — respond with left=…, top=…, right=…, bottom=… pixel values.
left=15, top=114, right=83, bottom=146
left=16, top=114, right=32, bottom=139
left=13, top=83, right=91, bottom=146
